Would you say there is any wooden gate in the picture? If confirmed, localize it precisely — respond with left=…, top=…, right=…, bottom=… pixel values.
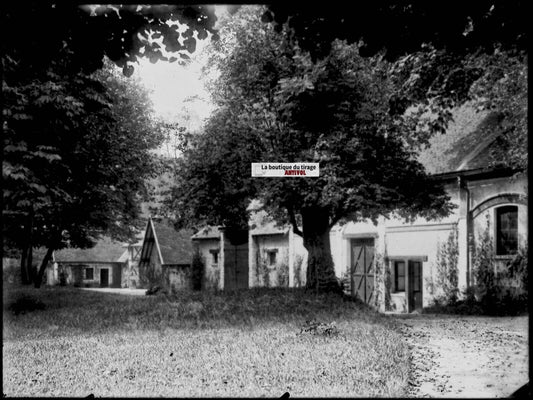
left=351, top=238, right=375, bottom=304
left=224, top=244, right=249, bottom=290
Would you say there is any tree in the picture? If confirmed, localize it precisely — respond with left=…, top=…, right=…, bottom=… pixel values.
left=2, top=3, right=218, bottom=80
left=263, top=1, right=527, bottom=60
left=261, top=1, right=527, bottom=170
left=3, top=60, right=165, bottom=287
left=2, top=3, right=216, bottom=286
left=169, top=7, right=454, bottom=292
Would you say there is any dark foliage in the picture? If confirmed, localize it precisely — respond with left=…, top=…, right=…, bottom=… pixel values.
left=8, top=295, right=46, bottom=315
left=264, top=1, right=527, bottom=60
left=191, top=250, right=205, bottom=291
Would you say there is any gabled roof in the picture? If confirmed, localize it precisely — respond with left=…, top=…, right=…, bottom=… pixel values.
left=417, top=104, right=505, bottom=175
left=54, top=236, right=127, bottom=263
left=141, top=218, right=194, bottom=265
left=191, top=226, right=222, bottom=240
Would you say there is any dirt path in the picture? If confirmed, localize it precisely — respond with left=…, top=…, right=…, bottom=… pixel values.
left=397, top=314, right=529, bottom=398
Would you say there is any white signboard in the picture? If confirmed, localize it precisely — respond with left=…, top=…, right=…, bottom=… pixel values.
left=251, top=163, right=320, bottom=177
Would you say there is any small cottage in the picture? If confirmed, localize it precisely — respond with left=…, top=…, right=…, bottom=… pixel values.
left=248, top=206, right=308, bottom=288
left=49, top=236, right=129, bottom=288
left=192, top=226, right=249, bottom=290
left=331, top=105, right=528, bottom=312
left=137, top=217, right=194, bottom=291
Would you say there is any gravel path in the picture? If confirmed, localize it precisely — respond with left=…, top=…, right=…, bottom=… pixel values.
left=397, top=314, right=529, bottom=398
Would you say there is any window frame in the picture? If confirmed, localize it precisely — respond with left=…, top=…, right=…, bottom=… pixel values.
left=393, top=261, right=406, bottom=293
left=266, top=249, right=278, bottom=267
left=494, top=205, right=519, bottom=256
left=84, top=267, right=94, bottom=280
left=209, top=249, right=219, bottom=266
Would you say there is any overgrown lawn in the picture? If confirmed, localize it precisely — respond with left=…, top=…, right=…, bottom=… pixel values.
left=3, top=285, right=409, bottom=397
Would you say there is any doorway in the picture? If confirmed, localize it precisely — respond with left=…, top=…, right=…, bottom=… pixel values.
left=351, top=238, right=375, bottom=305
left=100, top=269, right=109, bottom=287
left=408, top=261, right=423, bottom=312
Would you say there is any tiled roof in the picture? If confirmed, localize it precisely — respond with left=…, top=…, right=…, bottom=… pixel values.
left=151, top=219, right=194, bottom=265
left=191, top=226, right=222, bottom=240
left=417, top=104, right=504, bottom=175
left=54, top=236, right=127, bottom=263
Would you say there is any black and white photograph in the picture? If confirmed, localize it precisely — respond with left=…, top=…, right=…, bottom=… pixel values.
left=2, top=2, right=528, bottom=397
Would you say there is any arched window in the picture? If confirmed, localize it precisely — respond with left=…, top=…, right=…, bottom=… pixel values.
left=495, top=205, right=518, bottom=256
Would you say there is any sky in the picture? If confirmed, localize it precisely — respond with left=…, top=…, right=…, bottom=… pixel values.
left=133, top=40, right=213, bottom=130
left=130, top=6, right=229, bottom=131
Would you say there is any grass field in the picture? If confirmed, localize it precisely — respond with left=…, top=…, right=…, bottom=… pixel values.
left=3, top=285, right=409, bottom=397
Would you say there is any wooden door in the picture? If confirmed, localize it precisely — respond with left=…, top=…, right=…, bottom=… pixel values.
left=224, top=244, right=249, bottom=290
left=351, top=238, right=375, bottom=304
left=408, top=261, right=423, bottom=312
left=100, top=269, right=109, bottom=287
left=234, top=246, right=249, bottom=289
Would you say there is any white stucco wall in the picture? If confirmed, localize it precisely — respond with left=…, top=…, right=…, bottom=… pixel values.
left=193, top=239, right=221, bottom=290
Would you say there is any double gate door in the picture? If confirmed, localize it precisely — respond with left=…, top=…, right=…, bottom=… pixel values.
left=351, top=238, right=375, bottom=305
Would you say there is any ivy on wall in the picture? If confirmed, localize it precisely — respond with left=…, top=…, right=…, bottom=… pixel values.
left=293, top=255, right=304, bottom=288
left=373, top=252, right=386, bottom=310
left=426, top=224, right=459, bottom=306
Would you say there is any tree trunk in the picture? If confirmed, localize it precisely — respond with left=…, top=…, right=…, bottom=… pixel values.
left=34, top=246, right=54, bottom=288
left=302, top=208, right=341, bottom=293
left=20, top=244, right=30, bottom=284
left=27, top=246, right=34, bottom=283
left=20, top=208, right=34, bottom=284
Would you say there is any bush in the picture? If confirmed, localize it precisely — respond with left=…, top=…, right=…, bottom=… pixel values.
left=427, top=225, right=459, bottom=306
left=293, top=255, right=303, bottom=288
left=8, top=295, right=46, bottom=315
left=277, top=261, right=289, bottom=287
left=191, top=250, right=204, bottom=291
left=425, top=234, right=528, bottom=316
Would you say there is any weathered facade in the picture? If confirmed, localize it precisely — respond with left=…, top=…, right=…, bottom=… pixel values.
left=192, top=226, right=249, bottom=290
left=137, top=217, right=194, bottom=292
left=46, top=236, right=130, bottom=288
left=248, top=208, right=308, bottom=288
left=243, top=105, right=528, bottom=313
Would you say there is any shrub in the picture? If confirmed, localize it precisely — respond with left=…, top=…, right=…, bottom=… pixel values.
left=255, top=250, right=270, bottom=287
left=8, top=295, right=46, bottom=315
left=293, top=255, right=303, bottom=288
left=140, top=262, right=165, bottom=289
left=373, top=252, right=385, bottom=310
left=277, top=261, right=289, bottom=287
left=507, top=242, right=528, bottom=296
left=428, top=225, right=459, bottom=306
left=191, top=249, right=204, bottom=291
left=58, top=271, right=67, bottom=286
left=340, top=270, right=351, bottom=294
left=472, top=217, right=499, bottom=309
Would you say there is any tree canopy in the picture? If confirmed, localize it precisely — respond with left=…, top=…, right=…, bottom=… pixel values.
left=169, top=6, right=455, bottom=292
left=263, top=1, right=527, bottom=60
left=262, top=1, right=528, bottom=170
left=3, top=3, right=216, bottom=286
left=3, top=59, right=165, bottom=286
left=2, top=3, right=218, bottom=80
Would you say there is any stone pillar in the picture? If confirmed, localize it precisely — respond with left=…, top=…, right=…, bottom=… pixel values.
left=376, top=217, right=387, bottom=312
left=248, top=229, right=255, bottom=288
left=219, top=228, right=225, bottom=290
left=288, top=226, right=294, bottom=288
left=457, top=218, right=468, bottom=296
left=457, top=177, right=469, bottom=298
